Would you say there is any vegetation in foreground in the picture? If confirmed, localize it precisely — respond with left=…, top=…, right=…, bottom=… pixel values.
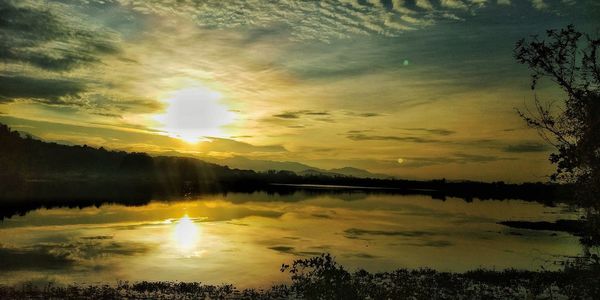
left=0, top=254, right=599, bottom=300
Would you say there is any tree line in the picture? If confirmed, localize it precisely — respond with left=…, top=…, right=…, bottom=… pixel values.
left=0, top=122, right=571, bottom=206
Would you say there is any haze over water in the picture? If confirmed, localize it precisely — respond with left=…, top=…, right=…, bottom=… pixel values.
left=0, top=191, right=581, bottom=288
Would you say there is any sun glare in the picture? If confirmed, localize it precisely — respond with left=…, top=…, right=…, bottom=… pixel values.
left=154, top=87, right=236, bottom=143
left=172, top=214, right=200, bottom=253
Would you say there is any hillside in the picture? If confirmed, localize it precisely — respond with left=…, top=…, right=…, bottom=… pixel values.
left=0, top=123, right=266, bottom=197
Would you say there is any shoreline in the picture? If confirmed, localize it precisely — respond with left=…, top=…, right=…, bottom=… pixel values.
left=1, top=255, right=598, bottom=299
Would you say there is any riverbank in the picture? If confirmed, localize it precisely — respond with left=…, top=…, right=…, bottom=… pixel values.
left=1, top=254, right=598, bottom=299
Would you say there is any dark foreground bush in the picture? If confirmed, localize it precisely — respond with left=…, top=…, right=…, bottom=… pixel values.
left=1, top=254, right=598, bottom=299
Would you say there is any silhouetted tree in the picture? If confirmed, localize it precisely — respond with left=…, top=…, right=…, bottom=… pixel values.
left=515, top=25, right=599, bottom=209
left=515, top=25, right=600, bottom=249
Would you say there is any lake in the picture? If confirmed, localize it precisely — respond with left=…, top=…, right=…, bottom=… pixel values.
left=0, top=189, right=582, bottom=288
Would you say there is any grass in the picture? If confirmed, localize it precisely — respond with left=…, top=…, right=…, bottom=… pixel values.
left=1, top=254, right=598, bottom=299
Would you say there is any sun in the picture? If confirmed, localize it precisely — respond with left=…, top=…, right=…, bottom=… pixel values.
left=154, top=87, right=236, bottom=143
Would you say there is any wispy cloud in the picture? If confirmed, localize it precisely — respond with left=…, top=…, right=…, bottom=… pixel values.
left=347, top=133, right=441, bottom=143
left=0, top=75, right=86, bottom=102
left=91, top=0, right=526, bottom=41
left=415, top=0, right=435, bottom=10
left=401, top=128, right=456, bottom=136
left=441, top=0, right=469, bottom=10
left=502, top=142, right=552, bottom=153
left=267, top=246, right=322, bottom=257
left=531, top=0, right=548, bottom=10
left=345, top=111, right=383, bottom=117
left=273, top=110, right=330, bottom=119
left=399, top=153, right=516, bottom=167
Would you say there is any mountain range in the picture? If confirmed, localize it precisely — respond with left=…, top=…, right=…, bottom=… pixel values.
left=201, top=156, right=393, bottom=179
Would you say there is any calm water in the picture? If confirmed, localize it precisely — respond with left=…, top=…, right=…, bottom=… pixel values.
left=0, top=190, right=582, bottom=288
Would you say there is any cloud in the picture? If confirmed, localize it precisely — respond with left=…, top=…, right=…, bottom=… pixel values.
left=0, top=75, right=86, bottom=102
left=267, top=246, right=323, bottom=257
left=273, top=110, right=331, bottom=119
left=346, top=133, right=441, bottom=143
left=60, top=93, right=164, bottom=116
left=273, top=112, right=300, bottom=119
left=304, top=111, right=331, bottom=116
left=404, top=240, right=453, bottom=247
left=268, top=246, right=294, bottom=253
left=440, top=0, right=469, bottom=10
left=347, top=252, right=378, bottom=258
left=345, top=111, right=382, bottom=117
left=503, top=142, right=552, bottom=153
left=452, top=153, right=514, bottom=163
left=399, top=153, right=516, bottom=167
left=415, top=0, right=435, bottom=10
left=531, top=0, right=548, bottom=10
left=402, top=128, right=456, bottom=136
left=80, top=235, right=113, bottom=240
left=94, top=0, right=504, bottom=42
left=270, top=110, right=335, bottom=124
left=346, top=128, right=497, bottom=147
left=357, top=112, right=381, bottom=117
left=0, top=0, right=119, bottom=71
left=311, top=213, right=333, bottom=219
left=0, top=0, right=133, bottom=117
left=0, top=76, right=162, bottom=118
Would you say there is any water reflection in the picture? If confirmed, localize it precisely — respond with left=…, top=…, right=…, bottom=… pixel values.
left=0, top=191, right=584, bottom=288
left=172, top=215, right=200, bottom=255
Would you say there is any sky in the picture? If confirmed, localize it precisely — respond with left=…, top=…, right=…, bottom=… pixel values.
left=0, top=0, right=598, bottom=182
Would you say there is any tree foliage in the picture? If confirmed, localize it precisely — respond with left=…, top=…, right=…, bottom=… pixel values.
left=515, top=25, right=600, bottom=207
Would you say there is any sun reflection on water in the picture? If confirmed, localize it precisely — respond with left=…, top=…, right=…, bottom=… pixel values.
left=172, top=214, right=200, bottom=254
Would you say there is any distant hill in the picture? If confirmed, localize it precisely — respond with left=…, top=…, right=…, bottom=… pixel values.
left=203, top=156, right=315, bottom=173
left=203, top=156, right=391, bottom=179
left=328, top=167, right=392, bottom=179
left=297, top=167, right=391, bottom=179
